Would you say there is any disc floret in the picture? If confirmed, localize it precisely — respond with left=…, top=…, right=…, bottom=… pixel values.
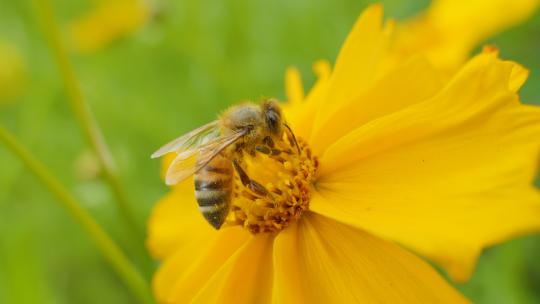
left=226, top=134, right=318, bottom=233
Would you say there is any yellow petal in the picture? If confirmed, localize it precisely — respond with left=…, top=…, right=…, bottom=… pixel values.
left=152, top=239, right=212, bottom=302
left=273, top=213, right=469, bottom=303
left=190, top=235, right=274, bottom=304
left=272, top=223, right=304, bottom=304
left=310, top=55, right=444, bottom=155
left=310, top=5, right=393, bottom=144
left=284, top=67, right=304, bottom=105
left=69, top=0, right=150, bottom=53
left=312, top=54, right=540, bottom=281
left=320, top=54, right=519, bottom=173
left=508, top=61, right=529, bottom=92
left=324, top=4, right=390, bottom=104
left=393, top=0, right=539, bottom=70
left=165, top=227, right=250, bottom=303
left=480, top=45, right=529, bottom=93
left=283, top=60, right=331, bottom=140
left=146, top=179, right=216, bottom=259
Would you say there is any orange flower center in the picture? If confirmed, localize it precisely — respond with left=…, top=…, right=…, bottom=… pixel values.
left=225, top=134, right=318, bottom=233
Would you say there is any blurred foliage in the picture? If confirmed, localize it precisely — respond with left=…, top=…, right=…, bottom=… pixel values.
left=0, top=0, right=539, bottom=303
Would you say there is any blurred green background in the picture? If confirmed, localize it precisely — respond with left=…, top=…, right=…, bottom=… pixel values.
left=0, top=0, right=539, bottom=303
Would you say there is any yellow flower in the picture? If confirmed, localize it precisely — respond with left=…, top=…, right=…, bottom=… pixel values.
left=68, top=0, right=151, bottom=53
left=147, top=4, right=540, bottom=303
left=392, top=0, right=539, bottom=71
left=0, top=42, right=25, bottom=104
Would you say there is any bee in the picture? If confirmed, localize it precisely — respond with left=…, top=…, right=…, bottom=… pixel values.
left=151, top=99, right=299, bottom=229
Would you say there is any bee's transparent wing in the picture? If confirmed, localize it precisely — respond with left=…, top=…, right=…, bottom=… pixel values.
left=165, top=130, right=246, bottom=185
left=151, top=120, right=220, bottom=159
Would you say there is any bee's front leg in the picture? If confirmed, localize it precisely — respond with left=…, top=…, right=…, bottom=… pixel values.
left=263, top=136, right=275, bottom=148
left=232, top=159, right=268, bottom=197
left=256, top=136, right=293, bottom=156
left=255, top=145, right=292, bottom=156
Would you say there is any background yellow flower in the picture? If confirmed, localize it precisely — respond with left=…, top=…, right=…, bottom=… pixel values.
left=392, top=0, right=540, bottom=71
left=69, top=0, right=153, bottom=53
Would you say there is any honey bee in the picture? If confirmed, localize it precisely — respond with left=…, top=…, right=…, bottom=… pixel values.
left=151, top=99, right=299, bottom=229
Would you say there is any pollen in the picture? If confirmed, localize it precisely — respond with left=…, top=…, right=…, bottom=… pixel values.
left=225, top=133, right=318, bottom=233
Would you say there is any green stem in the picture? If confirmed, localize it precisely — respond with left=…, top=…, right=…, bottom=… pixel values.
left=34, top=0, right=144, bottom=255
left=0, top=126, right=154, bottom=304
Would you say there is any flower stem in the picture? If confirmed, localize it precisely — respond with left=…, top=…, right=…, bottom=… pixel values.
left=33, top=0, right=145, bottom=258
left=0, top=126, right=154, bottom=304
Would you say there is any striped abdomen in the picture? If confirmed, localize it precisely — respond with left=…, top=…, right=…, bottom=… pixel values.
left=194, top=153, right=233, bottom=229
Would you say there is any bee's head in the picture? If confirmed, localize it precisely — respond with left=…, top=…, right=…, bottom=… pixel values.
left=221, top=100, right=284, bottom=148
left=261, top=99, right=283, bottom=136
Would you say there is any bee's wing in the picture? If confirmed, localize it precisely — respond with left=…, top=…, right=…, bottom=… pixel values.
left=164, top=129, right=246, bottom=185
left=151, top=120, right=220, bottom=159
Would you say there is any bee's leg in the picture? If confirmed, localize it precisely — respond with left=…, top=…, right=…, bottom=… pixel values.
left=257, top=136, right=294, bottom=157
left=255, top=145, right=291, bottom=156
left=263, top=136, right=275, bottom=148
left=255, top=145, right=271, bottom=154
left=232, top=159, right=269, bottom=197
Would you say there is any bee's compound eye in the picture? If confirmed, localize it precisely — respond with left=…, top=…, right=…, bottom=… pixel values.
left=266, top=110, right=280, bottom=133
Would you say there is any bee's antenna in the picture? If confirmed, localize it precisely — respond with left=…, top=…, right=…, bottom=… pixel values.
left=283, top=123, right=301, bottom=154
